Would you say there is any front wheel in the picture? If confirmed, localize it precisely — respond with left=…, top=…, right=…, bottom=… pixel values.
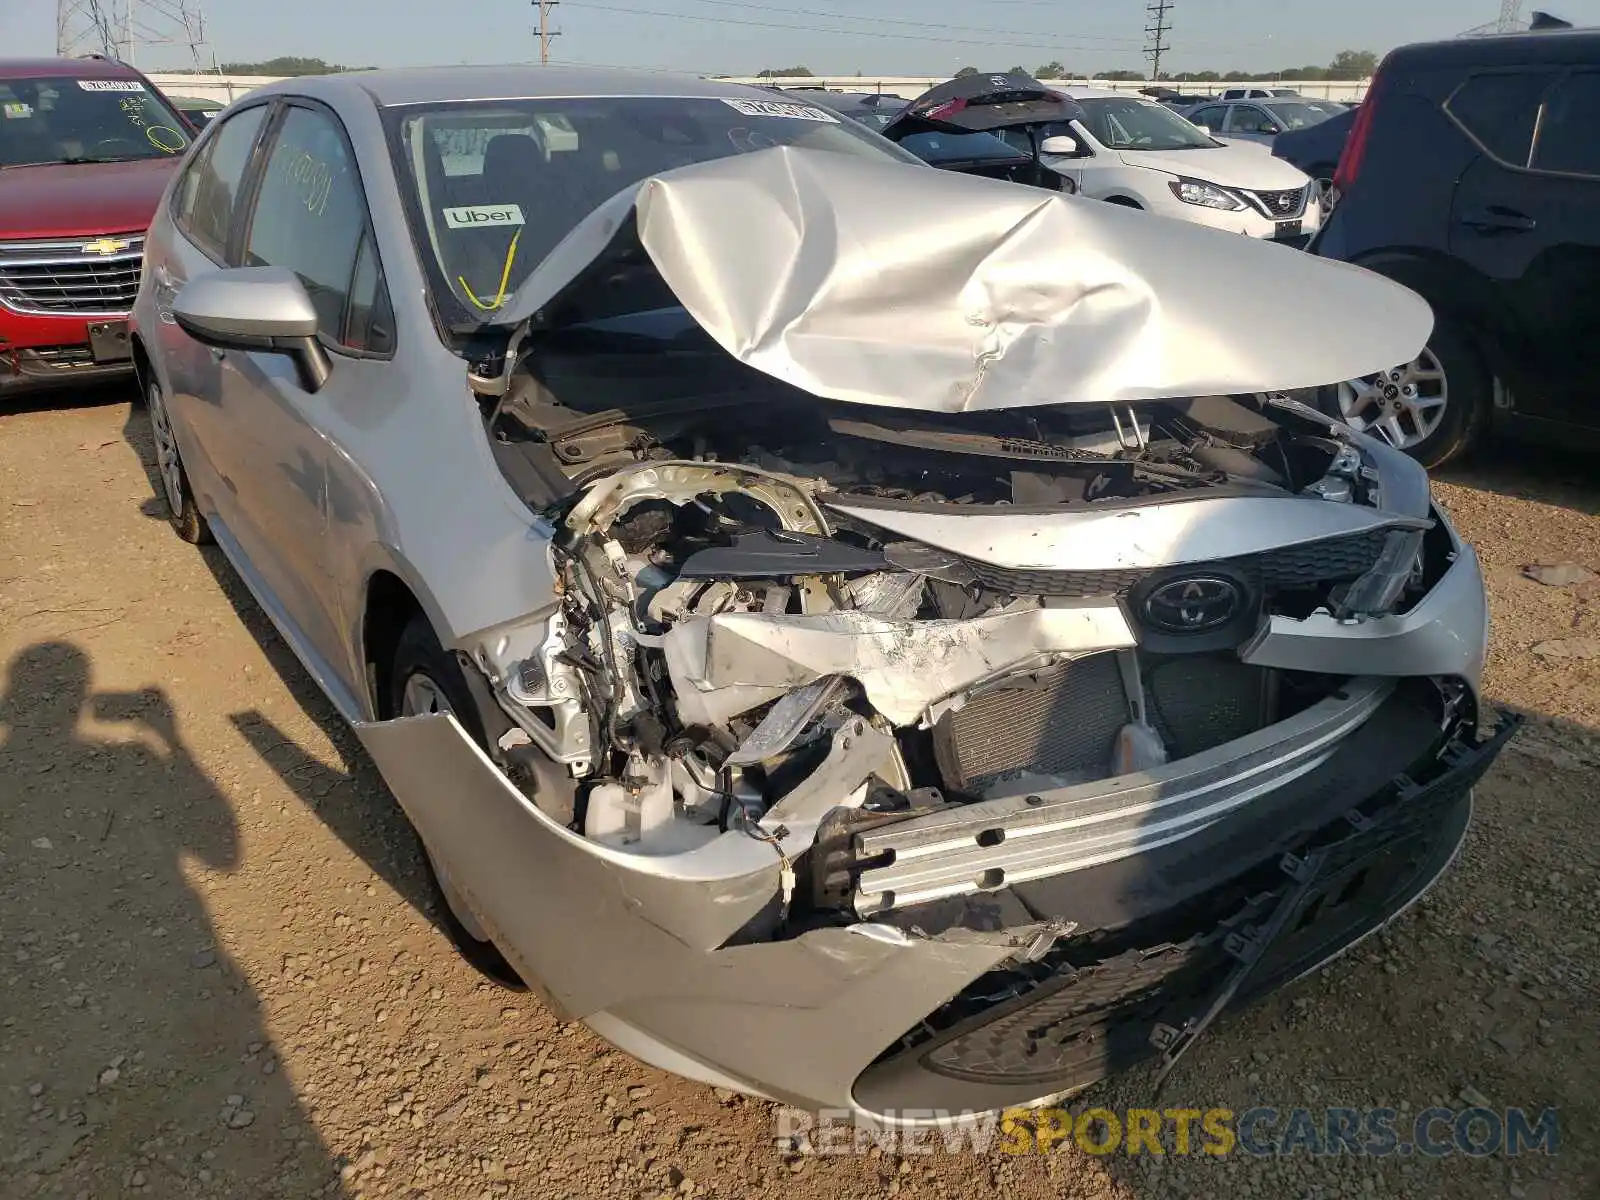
left=390, top=615, right=526, bottom=990
left=1322, top=315, right=1490, bottom=468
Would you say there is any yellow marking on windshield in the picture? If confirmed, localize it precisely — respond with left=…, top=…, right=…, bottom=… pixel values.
left=458, top=227, right=524, bottom=311
left=146, top=125, right=186, bottom=153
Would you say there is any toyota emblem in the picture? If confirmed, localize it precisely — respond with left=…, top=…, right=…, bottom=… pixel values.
left=1141, top=576, right=1243, bottom=633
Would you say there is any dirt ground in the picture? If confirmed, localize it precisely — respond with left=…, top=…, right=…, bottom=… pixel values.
left=2, top=388, right=1596, bottom=1200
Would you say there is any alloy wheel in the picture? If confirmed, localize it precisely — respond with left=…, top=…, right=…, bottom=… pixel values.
left=1335, top=347, right=1449, bottom=451
left=398, top=672, right=492, bottom=942
left=147, top=380, right=186, bottom=515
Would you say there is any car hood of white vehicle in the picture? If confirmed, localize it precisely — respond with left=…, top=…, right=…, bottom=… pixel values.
left=502, top=144, right=1428, bottom=415
left=1113, top=145, right=1312, bottom=190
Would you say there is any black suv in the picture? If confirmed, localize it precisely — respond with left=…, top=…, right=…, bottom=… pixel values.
left=1312, top=27, right=1600, bottom=466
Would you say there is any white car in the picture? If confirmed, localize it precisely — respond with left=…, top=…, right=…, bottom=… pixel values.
left=994, top=89, right=1322, bottom=244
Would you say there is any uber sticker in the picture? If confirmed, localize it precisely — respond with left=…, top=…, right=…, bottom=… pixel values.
left=77, top=79, right=147, bottom=92
left=719, top=98, right=838, bottom=123
left=442, top=203, right=526, bottom=229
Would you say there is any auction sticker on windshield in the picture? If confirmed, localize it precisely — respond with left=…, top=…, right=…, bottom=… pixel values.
left=77, top=80, right=147, bottom=92
left=719, top=98, right=839, bottom=123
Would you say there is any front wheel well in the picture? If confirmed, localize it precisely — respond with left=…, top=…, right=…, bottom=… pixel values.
left=363, top=571, right=425, bottom=718
left=1103, top=195, right=1143, bottom=208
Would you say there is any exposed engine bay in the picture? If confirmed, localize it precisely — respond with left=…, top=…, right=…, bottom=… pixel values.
left=462, top=330, right=1446, bottom=922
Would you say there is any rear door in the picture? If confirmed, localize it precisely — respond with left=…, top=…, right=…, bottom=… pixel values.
left=1446, top=68, right=1600, bottom=426
left=154, top=101, right=272, bottom=517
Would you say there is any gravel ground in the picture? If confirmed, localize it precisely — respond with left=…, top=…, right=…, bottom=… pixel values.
left=1, top=389, right=1595, bottom=1200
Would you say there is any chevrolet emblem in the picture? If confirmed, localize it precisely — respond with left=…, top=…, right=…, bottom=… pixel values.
left=81, top=237, right=132, bottom=256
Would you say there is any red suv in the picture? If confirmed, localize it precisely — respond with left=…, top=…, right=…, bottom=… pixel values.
left=0, top=56, right=194, bottom=396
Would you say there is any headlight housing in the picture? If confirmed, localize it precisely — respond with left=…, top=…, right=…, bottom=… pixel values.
left=1168, top=177, right=1245, bottom=211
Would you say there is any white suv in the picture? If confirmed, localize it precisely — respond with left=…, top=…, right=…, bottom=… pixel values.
left=996, top=89, right=1323, bottom=244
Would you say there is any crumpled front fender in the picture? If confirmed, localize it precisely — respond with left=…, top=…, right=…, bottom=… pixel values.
left=354, top=712, right=1042, bottom=1111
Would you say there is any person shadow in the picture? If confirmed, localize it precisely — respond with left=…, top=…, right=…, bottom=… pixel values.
left=0, top=641, right=343, bottom=1198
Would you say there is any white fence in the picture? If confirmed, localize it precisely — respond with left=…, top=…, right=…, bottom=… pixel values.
left=144, top=71, right=1372, bottom=106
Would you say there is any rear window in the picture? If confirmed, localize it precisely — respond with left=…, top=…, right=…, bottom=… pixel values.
left=0, top=75, right=191, bottom=167
left=1530, top=71, right=1600, bottom=178
left=1444, top=70, right=1560, bottom=167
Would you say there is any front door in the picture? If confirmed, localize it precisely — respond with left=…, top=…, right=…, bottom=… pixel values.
left=211, top=100, right=395, bottom=681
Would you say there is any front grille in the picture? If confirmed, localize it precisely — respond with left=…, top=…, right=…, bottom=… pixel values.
left=931, top=650, right=1274, bottom=792
left=0, top=235, right=145, bottom=315
left=1244, top=185, right=1308, bottom=220
left=964, top=527, right=1389, bottom=599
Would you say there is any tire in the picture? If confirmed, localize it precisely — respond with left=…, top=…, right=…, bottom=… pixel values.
left=389, top=615, right=527, bottom=990
left=145, top=374, right=212, bottom=545
left=1319, top=313, right=1490, bottom=469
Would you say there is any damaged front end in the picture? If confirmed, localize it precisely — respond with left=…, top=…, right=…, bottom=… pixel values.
left=358, top=147, right=1515, bottom=1117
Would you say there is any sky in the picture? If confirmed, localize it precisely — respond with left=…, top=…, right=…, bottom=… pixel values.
left=5, top=0, right=1600, bottom=78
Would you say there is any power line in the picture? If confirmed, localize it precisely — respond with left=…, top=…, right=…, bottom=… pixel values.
left=661, top=0, right=1148, bottom=44
left=564, top=1, right=1190, bottom=55
left=1145, top=0, right=1172, bottom=81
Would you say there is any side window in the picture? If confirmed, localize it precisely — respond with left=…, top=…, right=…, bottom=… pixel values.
left=173, top=104, right=267, bottom=261
left=343, top=227, right=396, bottom=354
left=1444, top=70, right=1559, bottom=167
left=1531, top=72, right=1600, bottom=178
left=1224, top=106, right=1258, bottom=133
left=1190, top=106, right=1224, bottom=129
left=243, top=104, right=392, bottom=353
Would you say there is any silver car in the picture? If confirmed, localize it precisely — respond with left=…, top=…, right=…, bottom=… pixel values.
left=131, top=66, right=1515, bottom=1122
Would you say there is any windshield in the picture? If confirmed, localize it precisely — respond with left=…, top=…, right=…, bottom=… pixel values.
left=1075, top=97, right=1216, bottom=150
left=1261, top=101, right=1334, bottom=131
left=0, top=75, right=191, bottom=166
left=390, top=95, right=920, bottom=328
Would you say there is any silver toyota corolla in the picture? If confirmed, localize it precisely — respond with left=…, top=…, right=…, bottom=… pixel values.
left=130, top=65, right=1516, bottom=1123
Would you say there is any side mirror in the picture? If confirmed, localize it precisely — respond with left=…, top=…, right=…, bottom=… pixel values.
left=1194, top=124, right=1211, bottom=135
left=1039, top=134, right=1078, bottom=156
left=173, top=267, right=331, bottom=393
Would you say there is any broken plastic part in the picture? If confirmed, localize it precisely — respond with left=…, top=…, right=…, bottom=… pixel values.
left=662, top=602, right=1137, bottom=728
left=677, top=530, right=887, bottom=579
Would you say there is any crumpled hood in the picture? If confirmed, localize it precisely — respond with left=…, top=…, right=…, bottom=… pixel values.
left=505, top=145, right=1431, bottom=414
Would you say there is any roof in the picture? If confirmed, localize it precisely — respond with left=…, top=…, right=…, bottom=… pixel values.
left=1061, top=87, right=1140, bottom=99
left=0, top=56, right=145, bottom=80
left=1385, top=26, right=1600, bottom=72
left=252, top=64, right=772, bottom=109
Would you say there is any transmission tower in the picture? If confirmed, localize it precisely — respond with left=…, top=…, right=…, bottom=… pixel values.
left=56, top=0, right=221, bottom=72
left=1496, top=0, right=1525, bottom=31
left=1145, top=0, right=1172, bottom=81
left=533, top=0, right=561, bottom=65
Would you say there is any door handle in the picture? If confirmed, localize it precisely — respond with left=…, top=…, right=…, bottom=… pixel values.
left=1459, top=206, right=1537, bottom=234
left=208, top=347, right=226, bottom=361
